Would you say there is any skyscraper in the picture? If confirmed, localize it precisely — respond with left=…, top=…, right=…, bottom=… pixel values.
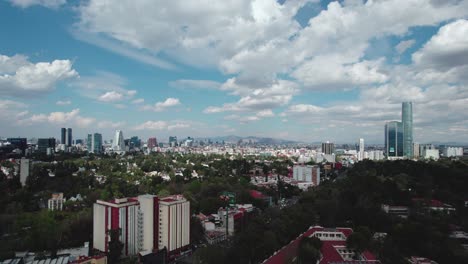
left=402, top=102, right=413, bottom=158
left=61, top=128, right=66, bottom=145
left=88, top=133, right=103, bottom=154
left=147, top=137, right=158, bottom=150
left=113, top=130, right=125, bottom=152
left=385, top=121, right=403, bottom=158
left=358, top=138, right=365, bottom=161
left=322, top=141, right=335, bottom=155
left=67, top=128, right=73, bottom=146
left=169, top=136, right=178, bottom=147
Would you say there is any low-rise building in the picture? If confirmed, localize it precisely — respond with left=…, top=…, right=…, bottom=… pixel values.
left=48, top=192, right=65, bottom=211
left=262, top=226, right=381, bottom=264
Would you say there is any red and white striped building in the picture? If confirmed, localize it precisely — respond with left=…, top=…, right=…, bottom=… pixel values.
left=93, top=194, right=190, bottom=256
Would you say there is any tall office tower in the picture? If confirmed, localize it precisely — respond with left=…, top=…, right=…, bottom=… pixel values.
left=88, top=133, right=103, bottom=154
left=129, top=136, right=141, bottom=148
left=66, top=128, right=73, bottom=147
left=37, top=138, right=56, bottom=154
left=385, top=121, right=403, bottom=158
left=358, top=138, right=365, bottom=161
left=61, top=128, right=66, bottom=145
left=322, top=141, right=335, bottom=155
left=113, top=130, right=125, bottom=152
left=413, top=143, right=420, bottom=158
left=169, top=136, right=178, bottom=147
left=20, top=157, right=30, bottom=186
left=402, top=102, right=413, bottom=158
left=147, top=137, right=158, bottom=150
left=93, top=194, right=190, bottom=257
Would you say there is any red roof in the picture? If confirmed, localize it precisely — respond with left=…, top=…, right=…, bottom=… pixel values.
left=262, top=226, right=379, bottom=264
left=250, top=190, right=265, bottom=199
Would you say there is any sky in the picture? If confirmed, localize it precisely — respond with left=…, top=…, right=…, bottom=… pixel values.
left=0, top=0, right=468, bottom=144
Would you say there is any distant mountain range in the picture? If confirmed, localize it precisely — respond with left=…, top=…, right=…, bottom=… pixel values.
left=195, top=135, right=301, bottom=145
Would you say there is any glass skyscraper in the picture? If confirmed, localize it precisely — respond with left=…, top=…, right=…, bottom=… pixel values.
left=402, top=102, right=413, bottom=158
left=385, top=121, right=403, bottom=157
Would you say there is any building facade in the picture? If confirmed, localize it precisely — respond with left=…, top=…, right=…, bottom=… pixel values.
left=358, top=138, right=365, bottom=161
left=292, top=165, right=320, bottom=186
left=385, top=121, right=403, bottom=158
left=113, top=130, right=125, bottom=152
left=147, top=137, right=158, bottom=150
left=48, top=192, right=65, bottom=211
left=322, top=141, right=335, bottom=155
left=61, top=128, right=67, bottom=145
left=88, top=133, right=103, bottom=154
left=402, top=102, right=413, bottom=158
left=20, top=157, right=29, bottom=186
left=37, top=138, right=56, bottom=154
left=158, top=195, right=191, bottom=253
left=93, top=194, right=190, bottom=257
left=67, top=128, right=73, bottom=146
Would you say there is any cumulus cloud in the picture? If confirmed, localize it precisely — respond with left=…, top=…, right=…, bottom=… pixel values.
left=0, top=54, right=78, bottom=97
left=17, top=108, right=95, bottom=128
left=141, top=98, right=181, bottom=112
left=204, top=79, right=298, bottom=113
left=413, top=19, right=468, bottom=69
left=8, top=0, right=66, bottom=9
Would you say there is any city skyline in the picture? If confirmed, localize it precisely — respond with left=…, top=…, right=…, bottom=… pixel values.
left=1, top=1, right=468, bottom=143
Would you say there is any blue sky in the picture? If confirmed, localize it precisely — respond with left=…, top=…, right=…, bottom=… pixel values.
left=1, top=0, right=468, bottom=143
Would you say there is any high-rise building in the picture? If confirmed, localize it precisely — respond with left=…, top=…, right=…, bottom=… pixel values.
left=147, top=137, right=158, bottom=150
left=169, top=136, right=178, bottom=147
left=322, top=141, right=335, bottom=155
left=20, top=157, right=30, bottom=186
left=413, top=143, right=420, bottom=158
left=61, top=128, right=66, bottom=145
left=93, top=194, right=190, bottom=257
left=67, top=128, right=73, bottom=147
left=37, top=138, right=56, bottom=154
left=402, top=102, right=413, bottom=158
left=385, top=121, right=403, bottom=158
left=129, top=136, right=141, bottom=149
left=88, top=133, right=103, bottom=154
left=113, top=130, right=125, bottom=152
left=292, top=165, right=320, bottom=186
left=7, top=137, right=27, bottom=152
left=358, top=138, right=365, bottom=161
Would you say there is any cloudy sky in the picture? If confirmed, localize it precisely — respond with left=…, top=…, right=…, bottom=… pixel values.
left=1, top=0, right=468, bottom=143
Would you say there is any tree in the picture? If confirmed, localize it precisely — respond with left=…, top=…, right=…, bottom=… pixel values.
left=108, top=229, right=123, bottom=264
left=298, top=237, right=321, bottom=264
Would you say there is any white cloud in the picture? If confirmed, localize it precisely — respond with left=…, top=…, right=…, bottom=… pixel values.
left=56, top=99, right=71, bottom=105
left=133, top=120, right=190, bottom=131
left=0, top=54, right=78, bottom=97
left=204, top=79, right=298, bottom=113
left=8, top=0, right=66, bottom=9
left=169, top=79, right=222, bottom=90
left=97, top=120, right=126, bottom=129
left=413, top=19, right=468, bottom=69
left=131, top=98, right=144, bottom=104
left=141, top=98, right=181, bottom=112
left=98, top=91, right=124, bottom=102
left=396, top=39, right=416, bottom=54
left=70, top=71, right=136, bottom=103
left=17, top=108, right=96, bottom=128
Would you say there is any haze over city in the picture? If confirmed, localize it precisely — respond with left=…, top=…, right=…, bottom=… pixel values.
left=1, top=0, right=468, bottom=143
